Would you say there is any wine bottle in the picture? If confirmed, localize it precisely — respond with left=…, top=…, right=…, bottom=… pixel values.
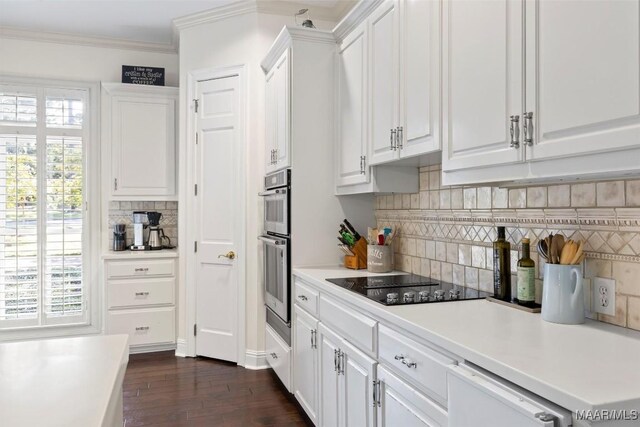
left=493, top=226, right=511, bottom=301
left=516, top=237, right=536, bottom=307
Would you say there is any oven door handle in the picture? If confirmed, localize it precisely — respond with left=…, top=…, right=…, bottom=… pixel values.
left=258, top=236, right=287, bottom=246
left=259, top=188, right=287, bottom=196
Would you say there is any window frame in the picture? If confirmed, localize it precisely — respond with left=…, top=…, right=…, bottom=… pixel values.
left=0, top=75, right=100, bottom=341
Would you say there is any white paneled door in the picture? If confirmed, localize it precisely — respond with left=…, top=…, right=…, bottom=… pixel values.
left=194, top=75, right=241, bottom=362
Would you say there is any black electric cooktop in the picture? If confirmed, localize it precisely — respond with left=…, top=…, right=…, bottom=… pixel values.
left=325, top=274, right=493, bottom=306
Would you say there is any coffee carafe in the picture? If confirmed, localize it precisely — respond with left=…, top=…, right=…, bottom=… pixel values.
left=147, top=211, right=164, bottom=250
left=113, top=223, right=127, bottom=251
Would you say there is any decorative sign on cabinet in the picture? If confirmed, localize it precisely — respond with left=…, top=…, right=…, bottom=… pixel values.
left=102, top=83, right=178, bottom=199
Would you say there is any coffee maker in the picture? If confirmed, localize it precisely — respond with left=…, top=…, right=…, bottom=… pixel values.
left=147, top=211, right=164, bottom=250
left=131, top=211, right=147, bottom=251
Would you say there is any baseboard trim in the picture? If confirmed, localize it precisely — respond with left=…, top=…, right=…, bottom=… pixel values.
left=244, top=349, right=269, bottom=370
left=129, top=342, right=176, bottom=355
left=175, top=339, right=188, bottom=357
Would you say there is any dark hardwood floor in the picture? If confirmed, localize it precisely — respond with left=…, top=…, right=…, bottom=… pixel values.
left=123, top=351, right=312, bottom=427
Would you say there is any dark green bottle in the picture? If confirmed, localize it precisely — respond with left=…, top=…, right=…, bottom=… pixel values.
left=493, top=226, right=511, bottom=301
left=516, top=238, right=536, bottom=307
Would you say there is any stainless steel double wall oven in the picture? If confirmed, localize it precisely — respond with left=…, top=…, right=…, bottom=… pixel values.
left=259, top=169, right=291, bottom=343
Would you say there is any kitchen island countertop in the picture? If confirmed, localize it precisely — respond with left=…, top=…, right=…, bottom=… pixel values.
left=0, top=334, right=129, bottom=427
left=293, top=265, right=640, bottom=414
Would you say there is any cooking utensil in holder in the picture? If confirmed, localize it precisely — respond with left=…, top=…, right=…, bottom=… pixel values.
left=344, top=238, right=367, bottom=270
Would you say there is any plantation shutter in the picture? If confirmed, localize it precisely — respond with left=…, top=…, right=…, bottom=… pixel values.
left=0, top=84, right=88, bottom=329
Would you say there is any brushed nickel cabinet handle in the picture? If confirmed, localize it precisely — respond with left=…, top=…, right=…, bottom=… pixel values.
left=510, top=115, right=520, bottom=148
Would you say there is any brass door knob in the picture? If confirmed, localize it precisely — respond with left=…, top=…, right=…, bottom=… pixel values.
left=218, top=251, right=236, bottom=260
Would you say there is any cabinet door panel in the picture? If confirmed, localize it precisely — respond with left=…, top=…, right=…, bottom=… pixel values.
left=369, top=0, right=400, bottom=165
left=319, top=325, right=341, bottom=427
left=336, top=23, right=370, bottom=187
left=527, top=0, right=640, bottom=160
left=401, top=0, right=440, bottom=158
left=293, top=306, right=318, bottom=424
left=112, top=95, right=176, bottom=196
left=341, top=340, right=376, bottom=427
left=274, top=49, right=291, bottom=170
left=442, top=0, right=524, bottom=171
left=265, top=69, right=277, bottom=173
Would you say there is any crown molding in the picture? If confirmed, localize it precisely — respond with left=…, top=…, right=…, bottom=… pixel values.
left=0, top=26, right=177, bottom=54
left=172, top=1, right=258, bottom=32
left=260, top=25, right=335, bottom=72
left=333, top=0, right=384, bottom=42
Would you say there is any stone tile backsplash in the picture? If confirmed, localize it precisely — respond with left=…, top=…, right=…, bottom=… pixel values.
left=376, top=164, right=640, bottom=331
left=107, top=201, right=178, bottom=249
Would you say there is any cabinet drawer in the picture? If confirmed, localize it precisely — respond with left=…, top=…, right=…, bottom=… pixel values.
left=379, top=324, right=456, bottom=407
left=106, top=259, right=175, bottom=279
left=107, top=307, right=175, bottom=347
left=107, top=277, right=175, bottom=309
left=294, top=279, right=319, bottom=316
left=319, top=294, right=377, bottom=355
left=266, top=324, right=291, bottom=391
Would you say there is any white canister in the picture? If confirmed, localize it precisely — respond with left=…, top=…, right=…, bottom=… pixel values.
left=541, top=264, right=584, bottom=324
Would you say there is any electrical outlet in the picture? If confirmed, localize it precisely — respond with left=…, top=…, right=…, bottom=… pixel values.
left=592, top=277, right=616, bottom=317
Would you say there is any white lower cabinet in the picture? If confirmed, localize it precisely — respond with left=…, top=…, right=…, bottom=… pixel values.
left=377, top=365, right=448, bottom=427
left=318, top=322, right=376, bottom=427
left=293, top=305, right=319, bottom=424
left=104, top=256, right=177, bottom=353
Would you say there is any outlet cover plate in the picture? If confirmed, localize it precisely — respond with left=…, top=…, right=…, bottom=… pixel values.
left=592, top=277, right=616, bottom=317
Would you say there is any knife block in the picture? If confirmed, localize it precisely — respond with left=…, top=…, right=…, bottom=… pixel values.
left=344, top=238, right=368, bottom=270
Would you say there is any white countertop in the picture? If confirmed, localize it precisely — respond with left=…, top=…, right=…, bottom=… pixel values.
left=0, top=334, right=129, bottom=427
left=293, top=265, right=640, bottom=413
left=102, top=249, right=178, bottom=259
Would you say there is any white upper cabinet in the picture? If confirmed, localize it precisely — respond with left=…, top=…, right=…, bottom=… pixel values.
left=369, top=0, right=440, bottom=166
left=442, top=0, right=640, bottom=185
left=265, top=48, right=291, bottom=173
left=103, top=83, right=177, bottom=199
left=400, top=0, right=441, bottom=158
left=525, top=0, right=640, bottom=161
left=441, top=0, right=524, bottom=173
left=336, top=21, right=370, bottom=188
left=369, top=0, right=400, bottom=165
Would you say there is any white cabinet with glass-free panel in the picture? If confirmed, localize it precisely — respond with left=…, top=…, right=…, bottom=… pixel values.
left=525, top=0, right=640, bottom=165
left=442, top=0, right=640, bottom=186
left=441, top=0, right=524, bottom=175
left=335, top=20, right=370, bottom=188
left=105, top=256, right=176, bottom=353
left=264, top=48, right=291, bottom=173
left=102, top=83, right=177, bottom=199
left=293, top=305, right=319, bottom=425
left=318, top=322, right=376, bottom=427
left=369, top=0, right=441, bottom=166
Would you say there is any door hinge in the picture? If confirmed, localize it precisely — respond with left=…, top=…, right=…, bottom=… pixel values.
left=193, top=98, right=199, bottom=113
left=193, top=324, right=197, bottom=336
left=194, top=184, right=198, bottom=196
left=194, top=241, right=198, bottom=252
left=373, top=380, right=381, bottom=407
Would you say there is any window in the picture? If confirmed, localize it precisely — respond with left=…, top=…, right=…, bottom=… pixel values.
left=0, top=82, right=91, bottom=330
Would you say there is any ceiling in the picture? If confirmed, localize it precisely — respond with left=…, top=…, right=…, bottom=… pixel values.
left=0, top=0, right=355, bottom=47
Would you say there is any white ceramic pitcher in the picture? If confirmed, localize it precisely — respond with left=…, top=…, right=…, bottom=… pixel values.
left=541, top=264, right=584, bottom=324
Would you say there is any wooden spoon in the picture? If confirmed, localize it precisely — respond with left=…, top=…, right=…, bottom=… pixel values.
left=553, top=234, right=565, bottom=264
